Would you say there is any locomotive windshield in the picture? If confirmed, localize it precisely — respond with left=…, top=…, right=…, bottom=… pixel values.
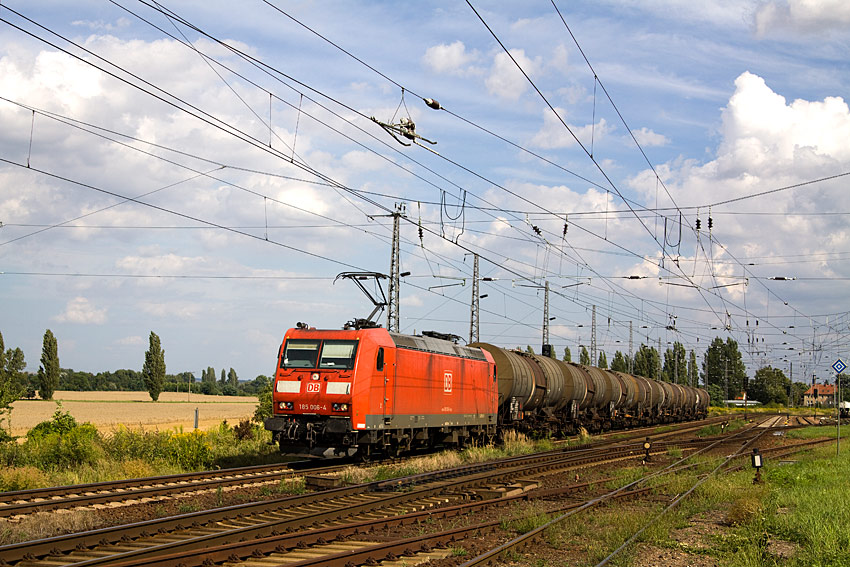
left=281, top=339, right=320, bottom=368
left=318, top=340, right=358, bottom=369
left=281, top=339, right=358, bottom=369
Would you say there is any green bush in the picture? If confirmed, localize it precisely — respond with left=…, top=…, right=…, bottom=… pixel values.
left=27, top=406, right=79, bottom=440
left=0, top=466, right=51, bottom=491
left=101, top=428, right=213, bottom=470
left=22, top=423, right=102, bottom=469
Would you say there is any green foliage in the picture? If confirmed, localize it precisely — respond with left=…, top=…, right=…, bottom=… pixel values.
left=610, top=350, right=628, bottom=372
left=501, top=501, right=553, bottom=533
left=597, top=351, right=607, bottom=369
left=1, top=331, right=27, bottom=436
left=706, top=383, right=724, bottom=405
left=701, top=337, right=747, bottom=398
left=142, top=332, right=166, bottom=401
left=27, top=405, right=78, bottom=440
left=715, top=444, right=850, bottom=566
left=749, top=366, right=790, bottom=405
left=580, top=345, right=590, bottom=365
left=563, top=346, right=571, bottom=362
left=0, top=465, right=50, bottom=491
left=633, top=343, right=660, bottom=379
left=37, top=329, right=60, bottom=400
left=20, top=408, right=101, bottom=469
left=253, top=379, right=273, bottom=424
left=663, top=341, right=687, bottom=384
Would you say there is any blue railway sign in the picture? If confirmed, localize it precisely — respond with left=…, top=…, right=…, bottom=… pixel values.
left=832, top=359, right=846, bottom=374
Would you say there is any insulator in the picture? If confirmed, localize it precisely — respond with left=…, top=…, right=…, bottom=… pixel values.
left=695, top=218, right=701, bottom=230
left=708, top=217, right=713, bottom=229
left=532, top=225, right=541, bottom=235
left=418, top=226, right=423, bottom=241
left=423, top=98, right=441, bottom=110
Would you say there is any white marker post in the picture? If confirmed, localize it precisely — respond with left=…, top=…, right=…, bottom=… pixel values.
left=831, top=358, right=845, bottom=456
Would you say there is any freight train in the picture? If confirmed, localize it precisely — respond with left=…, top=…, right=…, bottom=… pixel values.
left=264, top=325, right=709, bottom=459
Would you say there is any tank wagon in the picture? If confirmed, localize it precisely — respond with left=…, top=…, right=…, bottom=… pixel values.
left=264, top=325, right=709, bottom=459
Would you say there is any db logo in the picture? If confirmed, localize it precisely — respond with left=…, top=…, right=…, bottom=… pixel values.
left=443, top=371, right=453, bottom=393
left=306, top=382, right=321, bottom=393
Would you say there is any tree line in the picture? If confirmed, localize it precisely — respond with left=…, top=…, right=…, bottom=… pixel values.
left=530, top=337, right=849, bottom=406
left=0, top=329, right=271, bottom=409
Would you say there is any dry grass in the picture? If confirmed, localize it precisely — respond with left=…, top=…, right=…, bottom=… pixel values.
left=0, top=509, right=103, bottom=546
left=7, top=391, right=258, bottom=437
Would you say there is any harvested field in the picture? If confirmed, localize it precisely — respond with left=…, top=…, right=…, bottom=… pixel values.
left=7, top=391, right=259, bottom=437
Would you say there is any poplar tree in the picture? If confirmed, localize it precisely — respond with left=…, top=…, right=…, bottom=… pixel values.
left=142, top=332, right=166, bottom=401
left=563, top=347, right=572, bottom=362
left=611, top=351, right=628, bottom=372
left=701, top=337, right=747, bottom=398
left=37, top=329, right=60, bottom=400
left=1, top=332, right=25, bottom=433
left=597, top=351, right=608, bottom=369
left=633, top=344, right=660, bottom=379
left=579, top=346, right=590, bottom=365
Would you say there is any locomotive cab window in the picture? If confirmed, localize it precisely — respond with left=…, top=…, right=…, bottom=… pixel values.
left=376, top=347, right=384, bottom=371
left=319, top=340, right=358, bottom=369
left=282, top=340, right=320, bottom=368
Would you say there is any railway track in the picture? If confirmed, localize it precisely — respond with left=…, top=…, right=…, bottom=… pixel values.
left=0, top=461, right=351, bottom=520
left=0, top=415, right=733, bottom=521
left=1, top=415, right=825, bottom=567
left=0, top=418, right=744, bottom=567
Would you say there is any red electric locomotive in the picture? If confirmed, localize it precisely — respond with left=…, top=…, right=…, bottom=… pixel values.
left=264, top=324, right=498, bottom=458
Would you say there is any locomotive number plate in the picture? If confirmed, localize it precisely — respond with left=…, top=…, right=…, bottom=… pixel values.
left=299, top=403, right=327, bottom=411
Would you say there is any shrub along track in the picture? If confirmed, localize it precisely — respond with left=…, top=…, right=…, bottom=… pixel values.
left=0, top=417, right=774, bottom=567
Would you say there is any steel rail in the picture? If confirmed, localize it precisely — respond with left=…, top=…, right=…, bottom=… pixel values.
left=0, top=431, right=701, bottom=566
left=102, top=482, right=656, bottom=567
left=458, top=418, right=770, bottom=566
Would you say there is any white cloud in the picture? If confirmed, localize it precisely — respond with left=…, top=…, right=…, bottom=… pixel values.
left=71, top=17, right=131, bottom=31
left=626, top=71, right=850, bottom=315
left=422, top=41, right=481, bottom=76
left=115, top=335, right=144, bottom=346
left=54, top=297, right=107, bottom=324
left=631, top=127, right=670, bottom=147
left=139, top=301, right=203, bottom=320
left=754, top=0, right=850, bottom=35
left=400, top=294, right=424, bottom=308
left=485, top=49, right=541, bottom=101
left=716, top=72, right=850, bottom=174
left=529, top=107, right=613, bottom=150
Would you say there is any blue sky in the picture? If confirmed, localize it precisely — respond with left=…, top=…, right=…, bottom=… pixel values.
left=2, top=0, right=849, bottom=383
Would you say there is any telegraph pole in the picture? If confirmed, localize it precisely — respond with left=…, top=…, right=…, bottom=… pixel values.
left=470, top=254, right=480, bottom=344
left=629, top=321, right=633, bottom=374
left=658, top=337, right=663, bottom=380
left=591, top=305, right=597, bottom=365
left=542, top=281, right=550, bottom=353
left=386, top=203, right=406, bottom=332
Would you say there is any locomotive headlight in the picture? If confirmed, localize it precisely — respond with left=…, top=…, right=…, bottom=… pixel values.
left=332, top=403, right=349, bottom=412
left=279, top=401, right=294, bottom=410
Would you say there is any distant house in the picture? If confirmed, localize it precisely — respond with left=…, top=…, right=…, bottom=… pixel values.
left=803, top=382, right=836, bottom=407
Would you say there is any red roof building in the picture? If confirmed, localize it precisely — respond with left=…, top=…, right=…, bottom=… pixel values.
left=803, top=383, right=836, bottom=407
